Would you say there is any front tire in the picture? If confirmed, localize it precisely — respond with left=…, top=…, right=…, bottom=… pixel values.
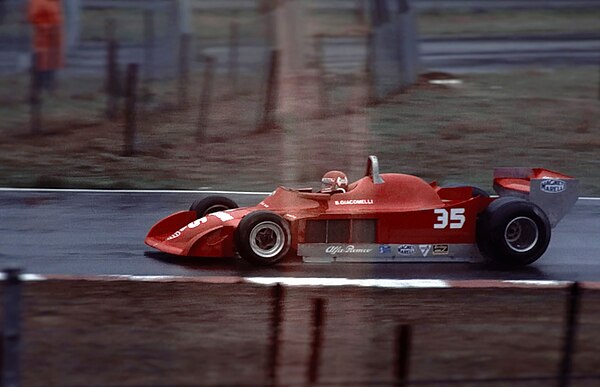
left=477, top=197, right=551, bottom=267
left=235, top=211, right=291, bottom=266
left=189, top=196, right=238, bottom=219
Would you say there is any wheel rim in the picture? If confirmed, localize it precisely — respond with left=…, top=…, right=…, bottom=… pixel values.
left=504, top=216, right=539, bottom=253
left=249, top=221, right=285, bottom=258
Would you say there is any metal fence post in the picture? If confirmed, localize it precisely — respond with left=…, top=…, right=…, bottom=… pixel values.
left=314, top=36, right=330, bottom=117
left=257, top=49, right=279, bottom=133
left=307, top=298, right=325, bottom=385
left=2, top=268, right=22, bottom=387
left=196, top=56, right=215, bottom=143
left=123, top=63, right=139, bottom=157
left=0, top=0, right=6, bottom=24
left=105, top=18, right=120, bottom=120
left=228, top=18, right=239, bottom=95
left=597, top=61, right=600, bottom=101
left=558, top=282, right=581, bottom=387
left=143, top=9, right=155, bottom=100
left=267, top=283, right=284, bottom=387
left=395, top=324, right=412, bottom=387
left=29, top=53, right=41, bottom=134
left=365, top=31, right=377, bottom=105
left=178, top=33, right=191, bottom=108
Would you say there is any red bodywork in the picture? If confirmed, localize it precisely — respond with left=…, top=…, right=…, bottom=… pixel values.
left=145, top=172, right=496, bottom=260
left=493, top=168, right=573, bottom=195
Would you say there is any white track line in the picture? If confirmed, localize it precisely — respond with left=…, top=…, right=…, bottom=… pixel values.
left=0, top=188, right=272, bottom=195
left=0, top=273, right=579, bottom=288
left=246, top=277, right=451, bottom=288
left=0, top=188, right=597, bottom=200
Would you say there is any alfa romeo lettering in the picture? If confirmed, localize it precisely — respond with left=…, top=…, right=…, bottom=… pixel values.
left=326, top=245, right=373, bottom=255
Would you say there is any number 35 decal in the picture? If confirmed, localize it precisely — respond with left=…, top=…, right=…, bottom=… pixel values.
left=433, top=208, right=466, bottom=229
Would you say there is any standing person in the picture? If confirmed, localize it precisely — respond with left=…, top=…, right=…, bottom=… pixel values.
left=28, top=0, right=64, bottom=91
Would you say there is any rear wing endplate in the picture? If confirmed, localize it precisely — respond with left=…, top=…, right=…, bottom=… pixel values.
left=493, top=168, right=579, bottom=228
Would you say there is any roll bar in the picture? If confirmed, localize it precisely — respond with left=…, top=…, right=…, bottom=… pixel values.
left=365, top=155, right=385, bottom=184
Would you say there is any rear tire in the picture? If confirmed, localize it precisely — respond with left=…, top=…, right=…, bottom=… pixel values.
left=235, top=211, right=291, bottom=266
left=190, top=196, right=238, bottom=219
left=477, top=197, right=551, bottom=267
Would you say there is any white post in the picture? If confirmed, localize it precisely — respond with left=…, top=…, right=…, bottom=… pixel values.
left=63, top=0, right=81, bottom=52
left=176, top=0, right=192, bottom=35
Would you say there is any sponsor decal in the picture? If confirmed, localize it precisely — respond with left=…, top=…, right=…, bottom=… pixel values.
left=211, top=211, right=234, bottom=222
left=166, top=225, right=192, bottom=241
left=433, top=244, right=449, bottom=255
left=540, top=179, right=566, bottom=193
left=284, top=214, right=297, bottom=220
left=165, top=212, right=232, bottom=241
left=419, top=245, right=432, bottom=256
left=188, top=217, right=208, bottom=229
left=259, top=201, right=270, bottom=208
left=166, top=230, right=182, bottom=241
left=326, top=245, right=373, bottom=255
left=398, top=245, right=416, bottom=256
left=334, top=199, right=374, bottom=206
left=379, top=245, right=392, bottom=254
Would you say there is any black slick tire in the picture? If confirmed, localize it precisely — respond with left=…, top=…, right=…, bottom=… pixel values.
left=477, top=197, right=551, bottom=267
left=189, top=196, right=238, bottom=219
left=235, top=211, right=291, bottom=266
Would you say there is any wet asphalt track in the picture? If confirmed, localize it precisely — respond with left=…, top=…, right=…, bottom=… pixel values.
left=0, top=189, right=599, bottom=281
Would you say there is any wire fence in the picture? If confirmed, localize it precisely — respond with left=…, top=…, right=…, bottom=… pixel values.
left=0, top=0, right=386, bottom=182
left=0, top=0, right=419, bottom=137
left=1, top=1, right=598, bottom=191
left=0, top=0, right=279, bottom=158
left=2, top=270, right=600, bottom=386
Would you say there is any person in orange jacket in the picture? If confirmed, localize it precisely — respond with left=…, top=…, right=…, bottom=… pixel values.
left=28, top=0, right=64, bottom=90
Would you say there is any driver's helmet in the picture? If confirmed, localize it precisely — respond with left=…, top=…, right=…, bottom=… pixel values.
left=321, top=171, right=349, bottom=193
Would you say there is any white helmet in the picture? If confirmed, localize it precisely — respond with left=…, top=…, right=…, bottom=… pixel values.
left=321, top=171, right=349, bottom=193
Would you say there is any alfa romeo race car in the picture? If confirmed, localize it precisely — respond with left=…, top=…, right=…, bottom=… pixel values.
left=145, top=156, right=578, bottom=267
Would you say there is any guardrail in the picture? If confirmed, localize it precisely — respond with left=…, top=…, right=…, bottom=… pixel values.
left=188, top=0, right=600, bottom=11
left=74, top=0, right=600, bottom=12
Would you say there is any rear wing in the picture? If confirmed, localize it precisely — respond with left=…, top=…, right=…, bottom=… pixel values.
left=493, top=168, right=579, bottom=228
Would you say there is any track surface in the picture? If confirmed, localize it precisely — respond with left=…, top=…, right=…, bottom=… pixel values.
left=0, top=189, right=598, bottom=281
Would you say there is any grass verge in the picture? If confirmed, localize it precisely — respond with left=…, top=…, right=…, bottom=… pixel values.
left=0, top=67, right=598, bottom=195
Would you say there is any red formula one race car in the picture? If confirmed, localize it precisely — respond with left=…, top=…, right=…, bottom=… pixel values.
left=145, top=156, right=578, bottom=267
